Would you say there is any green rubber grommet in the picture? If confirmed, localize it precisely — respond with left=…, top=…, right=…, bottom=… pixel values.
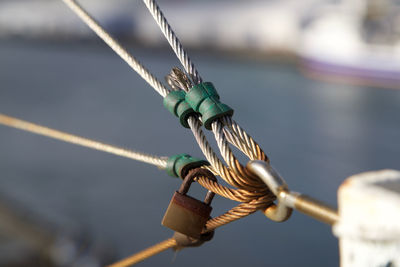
left=201, top=101, right=234, bottom=130
left=163, top=91, right=195, bottom=128
left=166, top=154, right=209, bottom=179
left=186, top=82, right=234, bottom=130
left=185, top=82, right=219, bottom=111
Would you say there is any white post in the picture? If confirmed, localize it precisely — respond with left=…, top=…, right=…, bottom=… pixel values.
left=333, top=170, right=400, bottom=267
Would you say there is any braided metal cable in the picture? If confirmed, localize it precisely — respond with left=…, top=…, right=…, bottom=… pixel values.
left=110, top=194, right=274, bottom=267
left=187, top=116, right=250, bottom=189
left=196, top=176, right=267, bottom=202
left=108, top=167, right=275, bottom=267
left=60, top=0, right=278, bottom=258
left=165, top=68, right=268, bottom=191
left=222, top=127, right=254, bottom=159
left=222, top=116, right=268, bottom=162
left=165, top=67, right=193, bottom=92
left=205, top=195, right=274, bottom=231
left=142, top=0, right=203, bottom=85
left=221, top=116, right=255, bottom=159
left=211, top=119, right=266, bottom=190
left=61, top=0, right=270, bottom=187
left=108, top=238, right=177, bottom=267
left=58, top=1, right=285, bottom=265
left=16, top=1, right=280, bottom=265
left=165, top=69, right=246, bottom=189
left=0, top=114, right=168, bottom=169
left=113, top=198, right=274, bottom=267
left=62, top=0, right=170, bottom=97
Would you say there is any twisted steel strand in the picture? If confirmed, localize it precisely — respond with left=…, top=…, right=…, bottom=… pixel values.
left=223, top=116, right=268, bottom=161
left=61, top=0, right=269, bottom=187
left=164, top=69, right=269, bottom=201
left=62, top=0, right=170, bottom=97
left=142, top=0, right=203, bottom=85
left=0, top=114, right=168, bottom=168
left=205, top=196, right=274, bottom=231
left=165, top=68, right=266, bottom=191
left=222, top=127, right=254, bottom=159
left=165, top=67, right=193, bottom=92
left=58, top=0, right=281, bottom=263
left=165, top=69, right=249, bottom=189
left=164, top=68, right=266, bottom=170
left=110, top=170, right=276, bottom=266
left=211, top=120, right=265, bottom=190
left=108, top=238, right=177, bottom=267
left=113, top=194, right=274, bottom=267
left=187, top=116, right=249, bottom=189
left=196, top=176, right=266, bottom=202
left=59, top=0, right=277, bottom=258
left=222, top=116, right=256, bottom=159
left=21, top=2, right=279, bottom=264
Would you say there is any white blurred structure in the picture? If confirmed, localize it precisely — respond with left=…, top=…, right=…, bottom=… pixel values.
left=299, top=0, right=400, bottom=88
left=334, top=170, right=400, bottom=267
left=0, top=0, right=308, bottom=54
left=0, top=0, right=135, bottom=38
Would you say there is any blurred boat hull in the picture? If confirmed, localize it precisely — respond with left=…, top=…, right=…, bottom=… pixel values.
left=300, top=57, right=400, bottom=90
left=299, top=12, right=400, bottom=89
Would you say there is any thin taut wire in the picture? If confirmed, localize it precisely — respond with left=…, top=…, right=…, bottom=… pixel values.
left=62, top=0, right=170, bottom=97
left=0, top=114, right=168, bottom=169
left=142, top=0, right=203, bottom=84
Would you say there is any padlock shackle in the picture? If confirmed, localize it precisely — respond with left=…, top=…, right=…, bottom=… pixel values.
left=178, top=168, right=217, bottom=205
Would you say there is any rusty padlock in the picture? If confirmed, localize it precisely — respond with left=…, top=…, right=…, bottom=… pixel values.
left=161, top=169, right=216, bottom=239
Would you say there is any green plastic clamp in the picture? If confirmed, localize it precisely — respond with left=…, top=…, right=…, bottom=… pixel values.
left=163, top=91, right=196, bottom=128
left=166, top=154, right=209, bottom=179
left=185, top=82, right=234, bottom=130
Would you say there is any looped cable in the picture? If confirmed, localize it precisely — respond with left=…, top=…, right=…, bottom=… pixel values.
left=246, top=160, right=293, bottom=222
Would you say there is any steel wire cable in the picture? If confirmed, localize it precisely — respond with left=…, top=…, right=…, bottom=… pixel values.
left=107, top=238, right=177, bottom=267
left=108, top=196, right=274, bottom=267
left=62, top=0, right=170, bottom=97
left=165, top=69, right=267, bottom=190
left=165, top=70, right=251, bottom=189
left=0, top=114, right=168, bottom=168
left=141, top=0, right=268, bottom=172
left=141, top=0, right=269, bottom=187
left=61, top=0, right=269, bottom=192
left=61, top=0, right=269, bottom=189
left=40, top=1, right=278, bottom=265
left=211, top=120, right=264, bottom=189
left=0, top=6, right=279, bottom=267
left=108, top=171, right=276, bottom=267
left=212, top=119, right=267, bottom=188
left=142, top=0, right=203, bottom=85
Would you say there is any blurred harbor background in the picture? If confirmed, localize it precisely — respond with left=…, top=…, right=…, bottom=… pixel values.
left=1, top=0, right=400, bottom=88
left=0, top=0, right=399, bottom=266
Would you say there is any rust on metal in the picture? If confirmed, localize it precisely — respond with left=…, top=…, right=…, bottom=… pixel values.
left=172, top=230, right=214, bottom=250
left=161, top=168, right=218, bottom=239
left=170, top=192, right=212, bottom=219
